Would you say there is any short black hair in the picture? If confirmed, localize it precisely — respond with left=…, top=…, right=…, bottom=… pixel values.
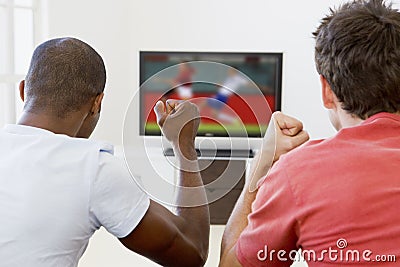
left=25, top=37, right=106, bottom=117
left=314, top=0, right=400, bottom=119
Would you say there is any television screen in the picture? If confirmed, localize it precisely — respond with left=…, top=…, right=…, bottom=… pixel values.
left=140, top=51, right=282, bottom=138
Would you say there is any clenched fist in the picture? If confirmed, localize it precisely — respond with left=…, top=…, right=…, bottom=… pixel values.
left=248, top=111, right=310, bottom=191
left=154, top=99, right=200, bottom=147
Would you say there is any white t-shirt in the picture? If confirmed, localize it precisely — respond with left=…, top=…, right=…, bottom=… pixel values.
left=218, top=74, right=248, bottom=96
left=0, top=124, right=150, bottom=267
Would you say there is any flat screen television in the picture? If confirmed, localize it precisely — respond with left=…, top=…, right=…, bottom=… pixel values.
left=139, top=51, right=283, bottom=154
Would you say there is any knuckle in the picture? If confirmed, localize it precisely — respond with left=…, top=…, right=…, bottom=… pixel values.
left=272, top=111, right=281, bottom=119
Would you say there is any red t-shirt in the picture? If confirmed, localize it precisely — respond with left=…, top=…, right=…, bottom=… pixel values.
left=236, top=112, right=400, bottom=266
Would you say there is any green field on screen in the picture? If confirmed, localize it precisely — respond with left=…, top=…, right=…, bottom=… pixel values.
left=144, top=122, right=267, bottom=136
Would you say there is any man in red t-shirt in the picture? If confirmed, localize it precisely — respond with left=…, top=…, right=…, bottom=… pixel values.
left=220, top=0, right=400, bottom=266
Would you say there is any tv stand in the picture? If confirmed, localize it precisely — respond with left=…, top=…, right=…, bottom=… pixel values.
left=164, top=148, right=252, bottom=224
left=199, top=159, right=247, bottom=224
left=163, top=148, right=254, bottom=159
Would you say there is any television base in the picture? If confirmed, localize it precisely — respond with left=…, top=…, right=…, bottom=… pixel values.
left=163, top=148, right=254, bottom=159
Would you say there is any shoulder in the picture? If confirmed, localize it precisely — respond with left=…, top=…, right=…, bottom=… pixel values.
left=258, top=138, right=335, bottom=187
left=65, top=136, right=114, bottom=154
left=52, top=135, right=115, bottom=159
left=276, top=138, right=328, bottom=167
left=50, top=136, right=118, bottom=177
left=257, top=135, right=351, bottom=202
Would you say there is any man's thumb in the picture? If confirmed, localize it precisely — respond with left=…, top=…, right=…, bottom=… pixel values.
left=154, top=101, right=166, bottom=126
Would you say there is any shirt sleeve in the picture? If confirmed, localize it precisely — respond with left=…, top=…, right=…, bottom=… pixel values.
left=89, top=151, right=150, bottom=238
left=236, top=159, right=300, bottom=267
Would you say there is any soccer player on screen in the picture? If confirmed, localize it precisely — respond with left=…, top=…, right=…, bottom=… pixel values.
left=202, top=67, right=250, bottom=124
left=157, top=61, right=195, bottom=101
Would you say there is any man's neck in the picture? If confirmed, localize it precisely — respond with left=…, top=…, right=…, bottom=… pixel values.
left=331, top=106, right=364, bottom=130
left=18, top=111, right=83, bottom=137
left=336, top=110, right=400, bottom=130
left=339, top=112, right=364, bottom=129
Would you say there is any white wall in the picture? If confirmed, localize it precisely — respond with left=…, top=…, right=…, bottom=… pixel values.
left=46, top=0, right=134, bottom=145
left=45, top=0, right=347, bottom=266
left=129, top=0, right=344, bottom=141
left=46, top=0, right=345, bottom=147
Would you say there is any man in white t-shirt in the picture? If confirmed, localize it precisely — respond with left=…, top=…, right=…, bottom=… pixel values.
left=0, top=38, right=209, bottom=267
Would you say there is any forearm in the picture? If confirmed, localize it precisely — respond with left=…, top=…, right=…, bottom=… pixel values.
left=174, top=142, right=210, bottom=261
left=221, top=151, right=273, bottom=258
left=220, top=112, right=309, bottom=265
left=148, top=100, right=210, bottom=266
left=221, top=185, right=256, bottom=255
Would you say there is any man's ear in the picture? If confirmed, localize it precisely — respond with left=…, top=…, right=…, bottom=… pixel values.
left=91, top=93, right=104, bottom=115
left=19, top=80, right=25, bottom=102
left=320, top=75, right=336, bottom=109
